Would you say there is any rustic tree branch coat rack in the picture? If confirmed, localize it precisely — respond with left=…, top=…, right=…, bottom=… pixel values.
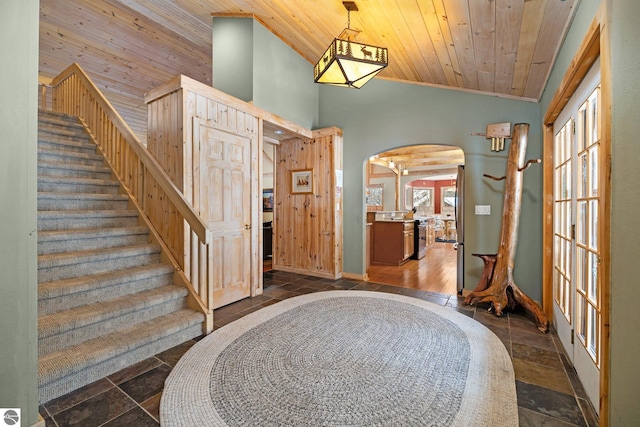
left=465, top=123, right=549, bottom=333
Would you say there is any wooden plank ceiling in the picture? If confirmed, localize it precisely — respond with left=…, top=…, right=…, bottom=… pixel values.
left=39, top=0, right=578, bottom=140
left=370, top=145, right=464, bottom=177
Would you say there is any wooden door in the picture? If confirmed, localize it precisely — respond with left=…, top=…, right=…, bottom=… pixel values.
left=195, top=119, right=253, bottom=308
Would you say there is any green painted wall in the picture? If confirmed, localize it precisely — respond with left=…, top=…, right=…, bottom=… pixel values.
left=318, top=81, right=542, bottom=299
left=212, top=18, right=254, bottom=102
left=606, top=1, right=640, bottom=423
left=0, top=0, right=39, bottom=425
left=212, top=18, right=320, bottom=129
left=251, top=22, right=319, bottom=129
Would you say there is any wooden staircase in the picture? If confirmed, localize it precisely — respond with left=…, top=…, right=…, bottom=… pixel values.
left=37, top=109, right=204, bottom=403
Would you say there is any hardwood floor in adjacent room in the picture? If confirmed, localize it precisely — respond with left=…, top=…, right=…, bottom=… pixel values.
left=367, top=242, right=458, bottom=295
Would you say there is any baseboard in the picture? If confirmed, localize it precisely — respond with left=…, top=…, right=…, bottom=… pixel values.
left=342, top=272, right=368, bottom=281
left=271, top=265, right=342, bottom=280
left=32, top=415, right=46, bottom=427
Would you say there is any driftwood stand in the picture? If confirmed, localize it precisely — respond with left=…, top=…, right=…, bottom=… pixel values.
left=464, top=123, right=549, bottom=333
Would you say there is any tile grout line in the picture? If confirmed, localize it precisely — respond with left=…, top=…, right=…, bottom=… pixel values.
left=550, top=334, right=599, bottom=426
left=44, top=273, right=592, bottom=427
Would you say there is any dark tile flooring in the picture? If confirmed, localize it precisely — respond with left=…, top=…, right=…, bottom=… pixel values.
left=40, top=270, right=598, bottom=426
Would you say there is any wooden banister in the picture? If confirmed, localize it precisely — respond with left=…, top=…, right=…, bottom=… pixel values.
left=47, top=63, right=213, bottom=330
left=38, top=74, right=53, bottom=109
left=51, top=64, right=209, bottom=242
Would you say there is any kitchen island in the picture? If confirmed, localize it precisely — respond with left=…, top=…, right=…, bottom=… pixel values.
left=371, top=219, right=416, bottom=266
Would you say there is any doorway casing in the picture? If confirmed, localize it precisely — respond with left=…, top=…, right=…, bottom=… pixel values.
left=542, top=13, right=610, bottom=425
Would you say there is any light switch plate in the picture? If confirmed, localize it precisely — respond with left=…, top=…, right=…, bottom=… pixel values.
left=475, top=205, right=491, bottom=215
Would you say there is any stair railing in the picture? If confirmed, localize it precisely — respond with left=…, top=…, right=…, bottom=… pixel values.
left=48, top=63, right=213, bottom=331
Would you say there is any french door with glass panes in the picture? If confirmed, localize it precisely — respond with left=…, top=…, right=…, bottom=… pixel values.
left=552, top=58, right=602, bottom=415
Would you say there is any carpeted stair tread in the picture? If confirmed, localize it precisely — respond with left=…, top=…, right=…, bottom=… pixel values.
left=38, top=309, right=204, bottom=397
left=39, top=132, right=91, bottom=147
left=37, top=242, right=161, bottom=283
left=38, top=159, right=110, bottom=174
left=38, top=243, right=160, bottom=269
left=38, top=263, right=174, bottom=309
left=37, top=209, right=139, bottom=229
left=39, top=226, right=148, bottom=243
left=38, top=209, right=138, bottom=219
left=38, top=308, right=203, bottom=377
left=38, top=243, right=161, bottom=283
left=38, top=147, right=105, bottom=165
left=38, top=191, right=129, bottom=202
left=38, top=109, right=83, bottom=125
left=37, top=192, right=130, bottom=211
left=39, top=125, right=88, bottom=138
left=38, top=285, right=189, bottom=341
left=38, top=225, right=149, bottom=255
left=38, top=176, right=120, bottom=192
left=38, top=138, right=95, bottom=156
left=38, top=263, right=174, bottom=299
left=38, top=160, right=112, bottom=180
left=37, top=211, right=140, bottom=231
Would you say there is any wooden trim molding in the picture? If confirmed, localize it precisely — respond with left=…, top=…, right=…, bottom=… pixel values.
left=543, top=19, right=601, bottom=125
left=144, top=74, right=312, bottom=139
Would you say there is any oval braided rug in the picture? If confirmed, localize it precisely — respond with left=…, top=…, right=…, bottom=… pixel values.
left=160, top=291, right=517, bottom=426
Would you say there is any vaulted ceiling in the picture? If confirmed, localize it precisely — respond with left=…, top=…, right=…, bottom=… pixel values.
left=41, top=0, right=577, bottom=100
left=39, top=0, right=579, bottom=139
left=207, top=0, right=579, bottom=101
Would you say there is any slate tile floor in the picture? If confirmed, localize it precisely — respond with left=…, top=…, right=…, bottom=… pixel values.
left=40, top=271, right=598, bottom=426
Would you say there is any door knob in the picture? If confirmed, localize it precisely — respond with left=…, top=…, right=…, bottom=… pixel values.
left=244, top=224, right=252, bottom=230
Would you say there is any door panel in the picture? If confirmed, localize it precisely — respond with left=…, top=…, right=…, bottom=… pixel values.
left=553, top=117, right=573, bottom=355
left=196, top=119, right=252, bottom=309
left=552, top=58, right=601, bottom=414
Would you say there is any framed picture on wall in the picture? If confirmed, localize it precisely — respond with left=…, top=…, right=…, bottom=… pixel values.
left=263, top=188, right=274, bottom=212
left=291, top=169, right=314, bottom=194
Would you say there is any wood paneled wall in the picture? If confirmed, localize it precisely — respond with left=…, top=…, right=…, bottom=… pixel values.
left=39, top=0, right=213, bottom=141
left=146, top=77, right=260, bottom=203
left=145, top=75, right=262, bottom=298
left=274, top=128, right=343, bottom=279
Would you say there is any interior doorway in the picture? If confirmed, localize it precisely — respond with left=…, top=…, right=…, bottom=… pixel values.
left=262, top=141, right=276, bottom=272
left=365, top=145, right=465, bottom=295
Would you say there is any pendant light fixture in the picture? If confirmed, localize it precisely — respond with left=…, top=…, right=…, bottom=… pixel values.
left=314, top=1, right=388, bottom=89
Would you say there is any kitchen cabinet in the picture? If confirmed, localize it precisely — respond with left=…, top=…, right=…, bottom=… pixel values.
left=426, top=218, right=435, bottom=246
left=403, top=226, right=414, bottom=260
left=371, top=220, right=414, bottom=266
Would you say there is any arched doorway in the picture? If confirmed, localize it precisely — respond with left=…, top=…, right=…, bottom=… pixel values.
left=364, top=145, right=465, bottom=295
